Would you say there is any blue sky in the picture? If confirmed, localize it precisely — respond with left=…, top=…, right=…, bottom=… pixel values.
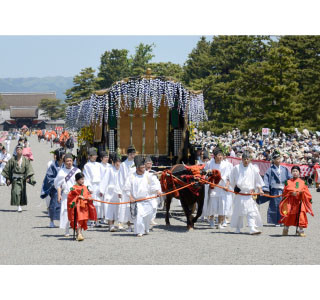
left=0, top=36, right=210, bottom=78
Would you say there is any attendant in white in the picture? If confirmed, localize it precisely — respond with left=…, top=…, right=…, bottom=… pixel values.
left=100, top=155, right=122, bottom=231
left=229, top=151, right=264, bottom=235
left=5, top=139, right=10, bottom=153
left=145, top=156, right=162, bottom=226
left=0, top=147, right=11, bottom=185
left=99, top=151, right=111, bottom=178
left=124, top=156, right=161, bottom=237
left=54, top=153, right=80, bottom=236
left=199, top=150, right=210, bottom=221
left=205, top=148, right=232, bottom=229
left=223, top=155, right=234, bottom=226
left=118, top=145, right=136, bottom=232
left=230, top=147, right=236, bottom=158
left=99, top=150, right=111, bottom=223
left=83, top=148, right=103, bottom=226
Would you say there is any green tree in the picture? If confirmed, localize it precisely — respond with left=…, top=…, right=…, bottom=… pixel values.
left=147, top=62, right=183, bottom=80
left=130, top=43, right=155, bottom=76
left=279, top=35, right=320, bottom=130
left=39, top=98, right=66, bottom=120
left=187, top=35, right=271, bottom=133
left=232, top=45, right=303, bottom=132
left=183, top=36, right=212, bottom=84
left=97, top=49, right=130, bottom=89
left=65, top=67, right=98, bottom=104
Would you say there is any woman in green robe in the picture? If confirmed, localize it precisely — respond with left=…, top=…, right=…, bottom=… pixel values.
left=1, top=144, right=36, bottom=212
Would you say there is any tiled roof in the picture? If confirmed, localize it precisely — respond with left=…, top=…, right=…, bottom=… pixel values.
left=0, top=92, right=56, bottom=107
left=10, top=106, right=38, bottom=118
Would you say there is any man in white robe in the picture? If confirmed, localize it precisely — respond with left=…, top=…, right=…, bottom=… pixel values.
left=229, top=151, right=264, bottom=235
left=83, top=147, right=103, bottom=226
left=118, top=145, right=136, bottom=232
left=54, top=153, right=80, bottom=236
left=99, top=151, right=111, bottom=177
left=199, top=150, right=210, bottom=221
left=0, top=147, right=11, bottom=185
left=99, top=155, right=122, bottom=231
left=144, top=156, right=162, bottom=226
left=223, top=155, right=234, bottom=226
left=99, top=150, right=111, bottom=224
left=5, top=139, right=11, bottom=153
left=123, top=156, right=161, bottom=237
left=205, top=148, right=232, bottom=229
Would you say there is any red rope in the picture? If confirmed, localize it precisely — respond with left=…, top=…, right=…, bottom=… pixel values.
left=85, top=181, right=197, bottom=205
left=85, top=171, right=281, bottom=205
left=198, top=177, right=282, bottom=198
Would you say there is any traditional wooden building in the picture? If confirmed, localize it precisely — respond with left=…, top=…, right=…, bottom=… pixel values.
left=0, top=92, right=56, bottom=130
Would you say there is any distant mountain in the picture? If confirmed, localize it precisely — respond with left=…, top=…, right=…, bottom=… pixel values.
left=0, top=76, right=74, bottom=101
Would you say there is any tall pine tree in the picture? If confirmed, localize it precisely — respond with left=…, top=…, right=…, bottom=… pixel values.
left=279, top=36, right=320, bottom=130
left=186, top=35, right=271, bottom=133
left=65, top=67, right=98, bottom=104
left=97, top=49, right=130, bottom=89
left=130, top=43, right=155, bottom=77
left=232, top=45, right=304, bottom=132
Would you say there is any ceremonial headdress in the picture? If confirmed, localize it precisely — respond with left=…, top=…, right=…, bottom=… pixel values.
left=134, top=155, right=145, bottom=168
left=64, top=153, right=73, bottom=160
left=242, top=150, right=251, bottom=159
left=202, top=150, right=209, bottom=160
left=112, top=155, right=122, bottom=163
left=54, top=148, right=65, bottom=160
left=145, top=156, right=152, bottom=163
left=213, top=147, right=223, bottom=156
left=272, top=151, right=281, bottom=160
left=127, top=145, right=136, bottom=154
left=100, top=150, right=109, bottom=158
left=88, top=147, right=97, bottom=156
left=109, top=152, right=116, bottom=162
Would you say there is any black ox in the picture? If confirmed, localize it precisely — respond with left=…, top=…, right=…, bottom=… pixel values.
left=160, top=164, right=221, bottom=230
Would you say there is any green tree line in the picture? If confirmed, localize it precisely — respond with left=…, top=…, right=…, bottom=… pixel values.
left=63, top=36, right=320, bottom=133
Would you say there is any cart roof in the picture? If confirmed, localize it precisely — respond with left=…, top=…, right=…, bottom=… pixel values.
left=65, top=75, right=207, bottom=130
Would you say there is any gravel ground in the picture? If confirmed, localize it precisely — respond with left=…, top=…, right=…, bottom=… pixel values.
left=0, top=135, right=319, bottom=265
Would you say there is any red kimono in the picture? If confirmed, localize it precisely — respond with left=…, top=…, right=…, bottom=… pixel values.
left=279, top=178, right=314, bottom=228
left=67, top=185, right=97, bottom=230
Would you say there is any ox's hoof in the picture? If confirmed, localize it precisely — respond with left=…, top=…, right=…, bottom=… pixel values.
left=187, top=227, right=194, bottom=231
left=165, top=223, right=171, bottom=227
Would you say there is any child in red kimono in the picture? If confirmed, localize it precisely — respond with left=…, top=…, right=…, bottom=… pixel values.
left=279, top=166, right=314, bottom=237
left=67, top=172, right=97, bottom=241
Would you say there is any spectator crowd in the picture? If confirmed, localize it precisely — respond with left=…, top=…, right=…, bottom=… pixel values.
left=191, top=127, right=320, bottom=166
